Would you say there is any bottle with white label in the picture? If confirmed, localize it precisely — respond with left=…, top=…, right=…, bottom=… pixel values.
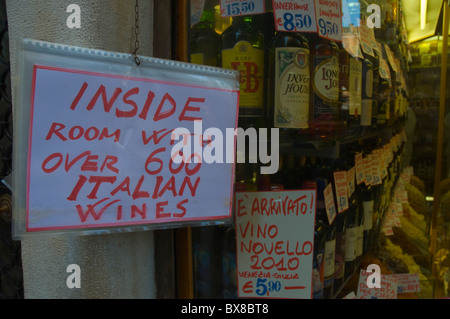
left=268, top=31, right=310, bottom=138
left=308, top=34, right=345, bottom=140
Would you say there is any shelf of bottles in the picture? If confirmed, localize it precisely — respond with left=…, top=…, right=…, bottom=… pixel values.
left=189, top=0, right=412, bottom=299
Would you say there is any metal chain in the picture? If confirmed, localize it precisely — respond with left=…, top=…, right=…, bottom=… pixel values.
left=132, top=0, right=140, bottom=66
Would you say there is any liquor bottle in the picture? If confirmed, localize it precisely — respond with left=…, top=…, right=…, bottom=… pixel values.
left=377, top=52, right=391, bottom=129
left=338, top=42, right=350, bottom=135
left=341, top=42, right=363, bottom=136
left=316, top=178, right=336, bottom=299
left=305, top=180, right=325, bottom=299
left=222, top=14, right=265, bottom=118
left=333, top=201, right=346, bottom=291
left=356, top=24, right=377, bottom=134
left=309, top=35, right=344, bottom=139
left=360, top=174, right=374, bottom=253
left=268, top=31, right=310, bottom=138
left=370, top=47, right=381, bottom=131
left=190, top=2, right=221, bottom=67
left=344, top=179, right=360, bottom=279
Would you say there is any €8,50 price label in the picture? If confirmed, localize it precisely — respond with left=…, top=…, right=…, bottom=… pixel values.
left=273, top=0, right=317, bottom=32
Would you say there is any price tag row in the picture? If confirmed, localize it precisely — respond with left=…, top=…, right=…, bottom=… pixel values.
left=218, top=0, right=342, bottom=41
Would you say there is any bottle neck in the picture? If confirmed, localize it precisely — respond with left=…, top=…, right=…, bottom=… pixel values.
left=232, top=15, right=254, bottom=26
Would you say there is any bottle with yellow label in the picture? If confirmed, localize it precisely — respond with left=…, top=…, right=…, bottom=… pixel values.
left=221, top=15, right=265, bottom=118
left=268, top=31, right=310, bottom=138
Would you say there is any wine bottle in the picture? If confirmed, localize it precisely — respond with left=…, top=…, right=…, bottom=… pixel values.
left=344, top=180, right=360, bottom=279
left=190, top=1, right=221, bottom=67
left=269, top=31, right=310, bottom=138
left=361, top=176, right=374, bottom=253
left=306, top=180, right=325, bottom=299
left=316, top=177, right=336, bottom=299
left=339, top=36, right=364, bottom=137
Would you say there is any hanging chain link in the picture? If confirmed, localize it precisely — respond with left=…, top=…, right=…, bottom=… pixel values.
left=132, top=0, right=140, bottom=65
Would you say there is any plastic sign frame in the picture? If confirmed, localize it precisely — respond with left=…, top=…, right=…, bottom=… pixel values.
left=12, top=39, right=240, bottom=238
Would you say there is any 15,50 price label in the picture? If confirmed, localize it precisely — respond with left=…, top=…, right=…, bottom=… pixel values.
left=220, top=0, right=265, bottom=17
left=273, top=0, right=317, bottom=32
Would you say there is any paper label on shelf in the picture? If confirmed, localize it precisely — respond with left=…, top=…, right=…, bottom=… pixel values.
left=394, top=190, right=408, bottom=203
left=384, top=44, right=398, bottom=73
left=355, top=152, right=364, bottom=185
left=379, top=59, right=391, bottom=84
left=333, top=171, right=348, bottom=213
left=357, top=269, right=398, bottom=299
left=324, top=182, right=337, bottom=224
left=363, top=156, right=373, bottom=186
left=392, top=274, right=421, bottom=294
left=379, top=155, right=388, bottom=180
left=313, top=0, right=342, bottom=42
left=272, top=0, right=317, bottom=33
left=346, top=166, right=356, bottom=198
left=342, top=33, right=363, bottom=59
left=358, top=23, right=375, bottom=58
left=220, top=0, right=265, bottom=17
left=370, top=154, right=382, bottom=186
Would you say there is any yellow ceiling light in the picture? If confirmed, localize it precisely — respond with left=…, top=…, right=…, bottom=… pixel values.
left=403, top=0, right=442, bottom=43
left=421, top=0, right=428, bottom=30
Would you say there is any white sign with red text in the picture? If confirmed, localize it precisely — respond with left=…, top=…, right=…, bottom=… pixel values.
left=235, top=190, right=316, bottom=299
left=14, top=39, right=240, bottom=237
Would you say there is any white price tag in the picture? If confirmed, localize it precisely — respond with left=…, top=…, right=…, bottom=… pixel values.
left=191, top=0, right=206, bottom=26
left=272, top=0, right=317, bottom=32
left=220, top=0, right=265, bottom=17
left=324, top=182, right=337, bottom=224
left=333, top=171, right=349, bottom=214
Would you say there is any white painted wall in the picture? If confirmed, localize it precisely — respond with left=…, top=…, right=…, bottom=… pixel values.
left=6, top=0, right=156, bottom=298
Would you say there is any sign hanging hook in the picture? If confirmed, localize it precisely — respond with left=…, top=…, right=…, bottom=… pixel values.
left=131, top=0, right=141, bottom=66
